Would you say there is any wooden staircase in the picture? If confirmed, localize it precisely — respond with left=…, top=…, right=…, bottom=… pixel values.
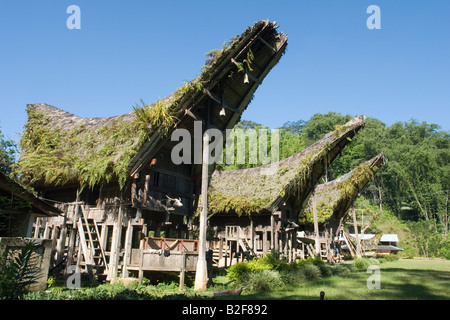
left=238, top=238, right=255, bottom=260
left=76, top=206, right=109, bottom=280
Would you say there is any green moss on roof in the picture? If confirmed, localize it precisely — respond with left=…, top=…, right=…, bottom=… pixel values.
left=299, top=153, right=386, bottom=224
left=207, top=116, right=366, bottom=216
left=15, top=98, right=179, bottom=190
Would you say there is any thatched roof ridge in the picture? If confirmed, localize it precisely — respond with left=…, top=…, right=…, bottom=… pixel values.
left=299, top=152, right=387, bottom=225
left=128, top=20, right=288, bottom=175
left=16, top=20, right=288, bottom=190
left=207, top=115, right=366, bottom=217
left=27, top=103, right=137, bottom=131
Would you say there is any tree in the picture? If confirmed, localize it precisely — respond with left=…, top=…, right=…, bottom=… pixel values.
left=0, top=128, right=17, bottom=175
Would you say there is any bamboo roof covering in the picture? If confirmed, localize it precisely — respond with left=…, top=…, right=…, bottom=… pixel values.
left=15, top=20, right=288, bottom=190
left=207, top=116, right=366, bottom=217
left=299, top=152, right=387, bottom=225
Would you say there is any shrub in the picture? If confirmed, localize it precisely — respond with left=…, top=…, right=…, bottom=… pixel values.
left=438, top=241, right=450, bottom=260
left=353, top=257, right=379, bottom=271
left=0, top=241, right=40, bottom=300
left=318, top=264, right=333, bottom=277
left=300, top=264, right=322, bottom=281
left=240, top=270, right=283, bottom=292
left=280, top=269, right=306, bottom=285
left=296, top=256, right=324, bottom=268
left=226, top=252, right=292, bottom=283
left=256, top=252, right=291, bottom=271
left=330, top=264, right=351, bottom=276
left=226, top=262, right=250, bottom=283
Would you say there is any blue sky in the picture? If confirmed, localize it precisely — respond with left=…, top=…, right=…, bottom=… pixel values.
left=1, top=0, right=449, bottom=144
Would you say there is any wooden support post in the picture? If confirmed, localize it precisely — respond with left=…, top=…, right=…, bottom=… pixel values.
left=219, top=238, right=223, bottom=263
left=100, top=223, right=107, bottom=254
left=250, top=219, right=254, bottom=251
left=56, top=208, right=68, bottom=266
left=122, top=219, right=133, bottom=278
left=33, top=218, right=39, bottom=238
left=108, top=202, right=124, bottom=281
left=352, top=206, right=362, bottom=258
left=263, top=229, right=268, bottom=254
left=343, top=231, right=355, bottom=258
left=224, top=239, right=228, bottom=267
left=50, top=224, right=59, bottom=267
left=43, top=222, right=50, bottom=239
left=194, top=120, right=210, bottom=291
left=312, top=191, right=321, bottom=257
left=179, top=250, right=186, bottom=291
left=66, top=191, right=80, bottom=273
left=270, top=215, right=275, bottom=250
left=138, top=239, right=144, bottom=282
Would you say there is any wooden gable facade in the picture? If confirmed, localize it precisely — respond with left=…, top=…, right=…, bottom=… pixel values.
left=17, top=20, right=288, bottom=281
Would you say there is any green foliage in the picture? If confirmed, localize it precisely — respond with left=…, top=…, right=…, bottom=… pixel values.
left=299, top=264, right=322, bottom=280
left=406, top=220, right=447, bottom=258
left=438, top=240, right=450, bottom=260
left=296, top=256, right=324, bottom=268
left=24, top=281, right=208, bottom=300
left=318, top=263, right=333, bottom=277
left=353, top=257, right=379, bottom=271
left=226, top=252, right=354, bottom=292
left=239, top=269, right=283, bottom=292
left=0, top=127, right=17, bottom=175
left=0, top=241, right=40, bottom=300
left=15, top=97, right=179, bottom=190
left=207, top=193, right=272, bottom=217
left=133, top=100, right=177, bottom=135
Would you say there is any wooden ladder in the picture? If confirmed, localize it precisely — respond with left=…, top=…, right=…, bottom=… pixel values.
left=342, top=230, right=356, bottom=258
left=77, top=205, right=109, bottom=278
left=238, top=238, right=255, bottom=260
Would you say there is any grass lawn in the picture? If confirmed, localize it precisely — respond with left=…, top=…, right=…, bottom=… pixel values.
left=24, top=258, right=449, bottom=300
left=212, top=258, right=450, bottom=300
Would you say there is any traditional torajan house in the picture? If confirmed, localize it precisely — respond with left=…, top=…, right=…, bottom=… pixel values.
left=0, top=171, right=60, bottom=237
left=206, top=116, right=366, bottom=266
left=298, top=152, right=387, bottom=260
left=14, top=20, right=288, bottom=281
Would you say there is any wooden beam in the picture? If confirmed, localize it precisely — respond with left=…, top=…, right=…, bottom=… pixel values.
left=312, top=191, right=321, bottom=257
left=122, top=220, right=133, bottom=278
left=179, top=250, right=186, bottom=291
left=108, top=202, right=124, bottom=281
left=352, top=206, right=362, bottom=258
left=230, top=58, right=262, bottom=84
left=194, top=108, right=211, bottom=291
left=66, top=192, right=80, bottom=273
left=203, top=88, right=241, bottom=114
left=185, top=108, right=206, bottom=126
left=258, top=36, right=277, bottom=52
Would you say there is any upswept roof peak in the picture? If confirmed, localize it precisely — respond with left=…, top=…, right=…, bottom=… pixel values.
left=17, top=20, right=288, bottom=190
left=207, top=115, right=366, bottom=217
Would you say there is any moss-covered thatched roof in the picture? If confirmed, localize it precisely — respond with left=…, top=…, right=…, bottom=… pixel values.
left=15, top=20, right=288, bottom=190
left=299, top=152, right=387, bottom=225
left=207, top=116, right=366, bottom=217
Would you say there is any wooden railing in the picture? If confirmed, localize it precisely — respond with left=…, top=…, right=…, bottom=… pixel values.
left=143, top=237, right=198, bottom=252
